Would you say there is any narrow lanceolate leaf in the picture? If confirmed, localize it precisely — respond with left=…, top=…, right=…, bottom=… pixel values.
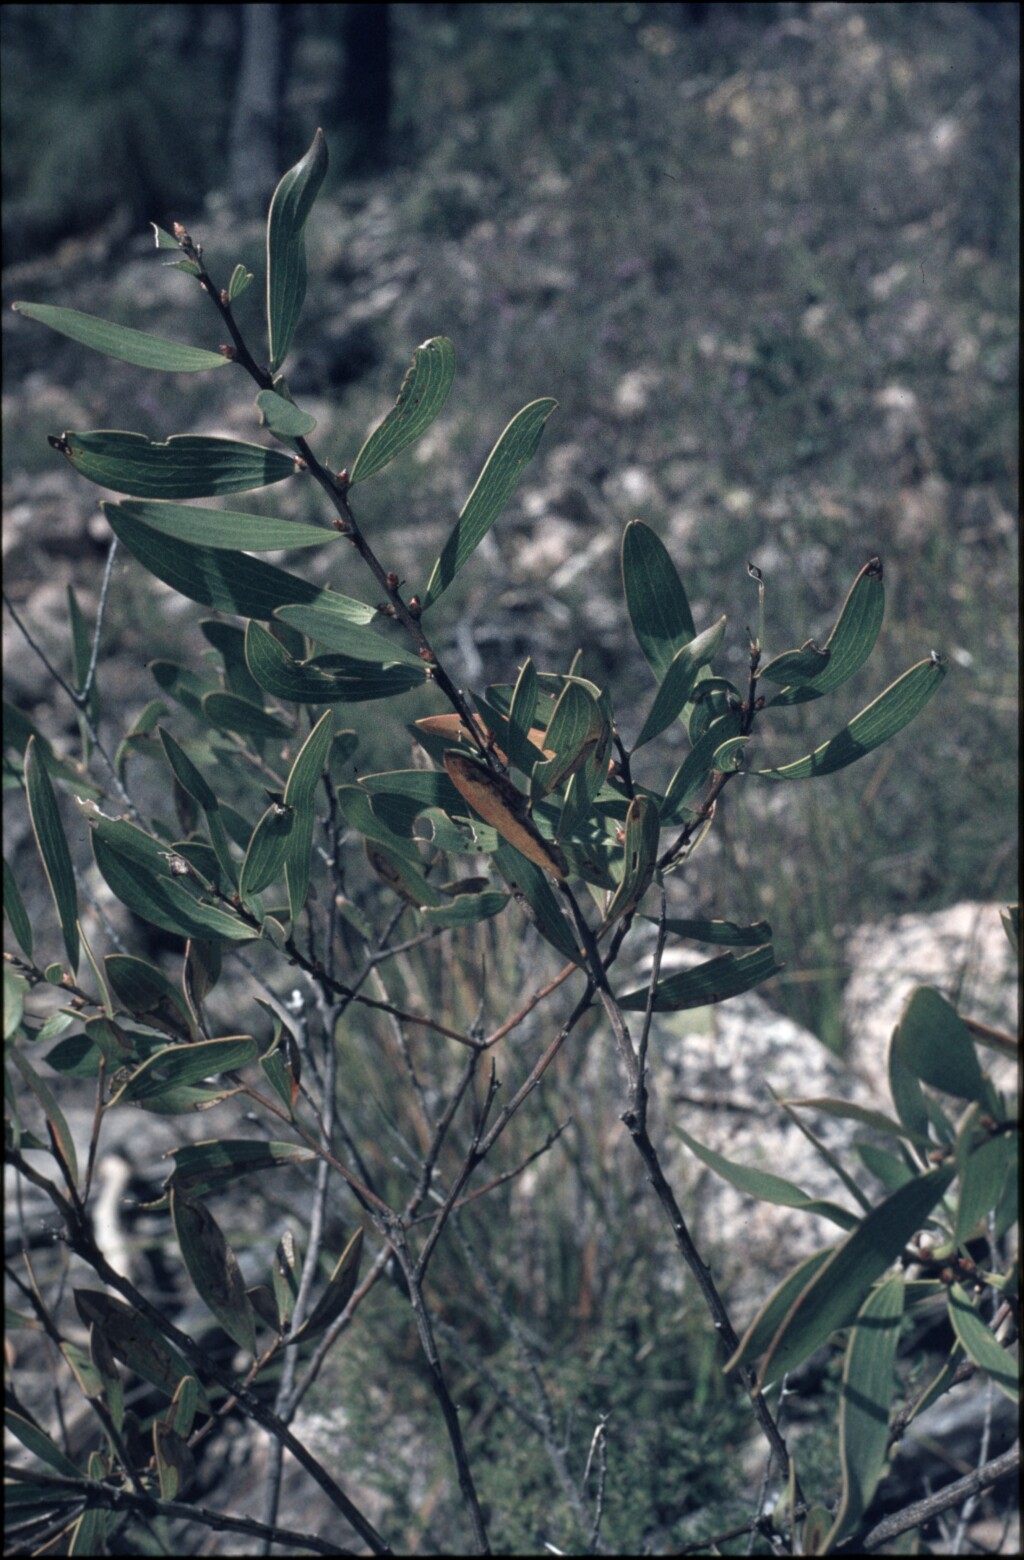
left=768, top=555, right=885, bottom=706
left=947, top=1283, right=1018, bottom=1402
left=165, top=1139, right=316, bottom=1199
left=255, top=388, right=317, bottom=438
left=171, top=1191, right=257, bottom=1354
left=5, top=1407, right=83, bottom=1478
left=725, top=1249, right=839, bottom=1381
left=445, top=751, right=567, bottom=880
left=493, top=843, right=583, bottom=964
left=104, top=954, right=195, bottom=1041
left=54, top=431, right=297, bottom=498
left=90, top=824, right=254, bottom=943
left=202, top=691, right=292, bottom=740
left=825, top=1275, right=906, bottom=1551
left=9, top=1047, right=79, bottom=1186
left=277, top=598, right=425, bottom=666
left=605, top=795, right=660, bottom=923
left=4, top=856, right=34, bottom=958
left=245, top=620, right=425, bottom=704
left=756, top=657, right=947, bottom=780
left=618, top=944, right=781, bottom=1010
left=633, top=616, right=726, bottom=750
left=25, top=738, right=79, bottom=973
left=111, top=1036, right=257, bottom=1107
left=621, top=519, right=696, bottom=683
left=421, top=891, right=509, bottom=927
left=350, top=336, right=457, bottom=484
left=743, top=1167, right=955, bottom=1390
left=672, top=1123, right=858, bottom=1230
left=112, top=499, right=337, bottom=550
left=106, top=505, right=320, bottom=618
left=290, top=1228, right=364, bottom=1345
left=661, top=711, right=743, bottom=824
left=423, top=398, right=557, bottom=608
left=640, top=915, right=773, bottom=946
left=74, top=1290, right=211, bottom=1410
left=276, top=708, right=332, bottom=924
left=240, top=804, right=294, bottom=899
left=266, top=127, right=328, bottom=372
left=954, top=1113, right=1014, bottom=1245
left=12, top=302, right=229, bottom=372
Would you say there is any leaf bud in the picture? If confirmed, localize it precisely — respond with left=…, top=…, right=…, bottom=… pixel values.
left=336, top=469, right=350, bottom=491
left=332, top=517, right=351, bottom=533
left=220, top=289, right=230, bottom=306
left=218, top=343, right=237, bottom=361
left=418, top=646, right=437, bottom=664
left=385, top=571, right=400, bottom=590
left=407, top=595, right=422, bottom=619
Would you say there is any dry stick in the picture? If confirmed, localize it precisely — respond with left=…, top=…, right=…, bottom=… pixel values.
left=841, top=1445, right=1020, bottom=1555
left=557, top=877, right=804, bottom=1506
left=7, top=1151, right=393, bottom=1557
left=4, top=1469, right=359, bottom=1557
left=383, top=1213, right=492, bottom=1555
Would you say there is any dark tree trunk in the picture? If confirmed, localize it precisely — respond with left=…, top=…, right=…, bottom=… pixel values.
left=340, top=3, right=392, bottom=170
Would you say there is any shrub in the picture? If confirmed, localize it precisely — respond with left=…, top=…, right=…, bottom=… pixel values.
left=5, top=129, right=1017, bottom=1556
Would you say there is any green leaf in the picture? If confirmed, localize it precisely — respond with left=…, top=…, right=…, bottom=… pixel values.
left=8, top=1046, right=79, bottom=1185
left=4, top=1407, right=83, bottom=1478
left=621, top=519, right=696, bottom=682
left=276, top=598, right=424, bottom=666
left=825, top=1274, right=906, bottom=1551
left=894, top=986, right=990, bottom=1104
left=105, top=505, right=319, bottom=618
left=244, top=620, right=425, bottom=703
left=505, top=657, right=540, bottom=772
left=228, top=264, right=254, bottom=301
left=201, top=691, right=293, bottom=740
left=56, top=431, right=297, bottom=498
left=605, top=795, right=660, bottom=923
left=171, top=1191, right=257, bottom=1354
left=744, top=1168, right=955, bottom=1390
left=359, top=766, right=466, bottom=816
left=672, top=1122, right=858, bottom=1231
left=278, top=712, right=330, bottom=922
left=24, top=737, right=79, bottom=973
left=768, top=556, right=885, bottom=706
left=758, top=640, right=832, bottom=688
left=725, top=1249, right=839, bottom=1379
left=105, top=954, right=195, bottom=1041
left=158, top=730, right=239, bottom=891
left=638, top=915, right=772, bottom=946
left=493, top=842, right=583, bottom=964
left=530, top=678, right=605, bottom=797
left=290, top=1227, right=364, bottom=1345
left=422, top=398, right=557, bottom=608
left=618, top=944, right=781, bottom=1010
left=421, top=891, right=509, bottom=927
left=954, top=1107, right=1015, bottom=1244
left=255, top=388, right=317, bottom=438
left=632, top=616, right=726, bottom=750
left=350, top=337, right=457, bottom=484
left=661, top=711, right=743, bottom=823
left=239, top=804, right=294, bottom=899
left=756, top=657, right=947, bottom=780
left=947, top=1282, right=1018, bottom=1402
left=111, top=499, right=337, bottom=551
left=74, top=1289, right=211, bottom=1410
left=88, top=817, right=254, bottom=943
left=12, top=302, right=229, bottom=372
left=5, top=962, right=27, bottom=1040
left=4, top=857, right=34, bottom=958
left=266, top=128, right=328, bottom=372
left=112, top=1035, right=256, bottom=1106
left=165, top=1139, right=316, bottom=1200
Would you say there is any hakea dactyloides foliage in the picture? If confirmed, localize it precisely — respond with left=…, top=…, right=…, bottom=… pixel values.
left=6, top=129, right=1017, bottom=1557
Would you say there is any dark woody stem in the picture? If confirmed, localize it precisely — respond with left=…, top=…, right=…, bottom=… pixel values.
left=176, top=228, right=496, bottom=767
